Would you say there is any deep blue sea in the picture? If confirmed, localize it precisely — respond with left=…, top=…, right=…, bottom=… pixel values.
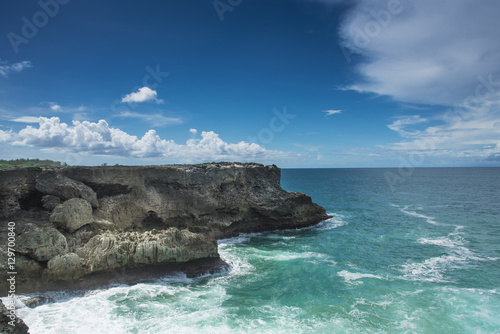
left=9, top=168, right=500, bottom=333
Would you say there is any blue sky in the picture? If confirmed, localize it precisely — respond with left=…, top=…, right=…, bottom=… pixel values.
left=1, top=0, right=499, bottom=167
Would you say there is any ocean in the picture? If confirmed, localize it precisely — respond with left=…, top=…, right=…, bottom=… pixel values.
left=10, top=168, right=500, bottom=333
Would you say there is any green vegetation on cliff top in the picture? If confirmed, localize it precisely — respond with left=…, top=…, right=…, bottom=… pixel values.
left=0, top=158, right=64, bottom=167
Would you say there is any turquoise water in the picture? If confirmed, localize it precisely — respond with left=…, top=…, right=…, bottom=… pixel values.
left=11, top=168, right=500, bottom=333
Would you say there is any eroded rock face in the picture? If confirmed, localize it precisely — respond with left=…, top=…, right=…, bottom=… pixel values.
left=16, top=224, right=68, bottom=262
left=81, top=229, right=218, bottom=274
left=59, top=163, right=329, bottom=235
left=49, top=198, right=93, bottom=233
left=0, top=300, right=29, bottom=334
left=15, top=255, right=44, bottom=279
left=36, top=170, right=98, bottom=208
left=0, top=163, right=329, bottom=294
left=44, top=253, right=84, bottom=281
left=41, top=229, right=218, bottom=284
left=41, top=195, right=60, bottom=211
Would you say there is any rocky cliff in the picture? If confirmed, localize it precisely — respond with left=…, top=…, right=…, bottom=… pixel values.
left=0, top=299, right=29, bottom=334
left=0, top=163, right=329, bottom=294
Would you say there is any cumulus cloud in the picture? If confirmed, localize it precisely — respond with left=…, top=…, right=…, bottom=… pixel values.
left=0, top=130, right=12, bottom=143
left=323, top=109, right=342, bottom=117
left=189, top=128, right=198, bottom=135
left=338, top=0, right=500, bottom=106
left=0, top=60, right=32, bottom=77
left=121, top=87, right=163, bottom=104
left=4, top=117, right=288, bottom=162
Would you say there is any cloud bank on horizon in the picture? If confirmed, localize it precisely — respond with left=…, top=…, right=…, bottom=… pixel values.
left=0, top=117, right=292, bottom=163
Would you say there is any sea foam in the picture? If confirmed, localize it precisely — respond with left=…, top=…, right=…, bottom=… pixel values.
left=337, top=270, right=385, bottom=285
left=399, top=205, right=440, bottom=225
left=401, top=226, right=488, bottom=283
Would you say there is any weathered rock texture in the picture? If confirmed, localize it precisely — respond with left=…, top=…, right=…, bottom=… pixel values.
left=0, top=299, right=29, bottom=334
left=0, top=163, right=329, bottom=294
left=49, top=198, right=94, bottom=232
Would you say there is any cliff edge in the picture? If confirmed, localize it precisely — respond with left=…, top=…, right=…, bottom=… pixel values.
left=0, top=163, right=330, bottom=294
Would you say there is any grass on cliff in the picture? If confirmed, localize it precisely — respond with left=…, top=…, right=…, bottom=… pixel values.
left=0, top=158, right=64, bottom=167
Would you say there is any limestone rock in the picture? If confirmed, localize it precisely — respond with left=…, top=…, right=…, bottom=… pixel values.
left=42, top=195, right=60, bottom=211
left=44, top=253, right=85, bottom=281
left=0, top=167, right=43, bottom=219
left=50, top=198, right=93, bottom=233
left=79, top=228, right=219, bottom=274
left=24, top=296, right=55, bottom=308
left=36, top=170, right=98, bottom=208
left=0, top=300, right=29, bottom=334
left=15, top=255, right=44, bottom=278
left=60, top=163, right=330, bottom=236
left=93, top=219, right=115, bottom=230
left=16, top=224, right=68, bottom=262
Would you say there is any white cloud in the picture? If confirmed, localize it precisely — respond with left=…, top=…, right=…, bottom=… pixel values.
left=121, top=87, right=163, bottom=104
left=10, top=116, right=41, bottom=123
left=387, top=115, right=428, bottom=135
left=323, top=109, right=342, bottom=117
left=113, top=111, right=183, bottom=126
left=4, top=117, right=289, bottom=162
left=386, top=96, right=500, bottom=160
left=338, top=0, right=500, bottom=106
left=189, top=128, right=198, bottom=135
left=0, top=60, right=32, bottom=77
left=50, top=102, right=62, bottom=111
left=0, top=130, right=12, bottom=142
left=332, top=0, right=500, bottom=163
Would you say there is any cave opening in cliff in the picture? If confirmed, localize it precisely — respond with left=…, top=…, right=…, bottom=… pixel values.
left=18, top=190, right=44, bottom=211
